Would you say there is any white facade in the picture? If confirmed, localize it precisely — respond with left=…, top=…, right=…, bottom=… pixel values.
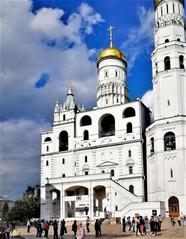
left=146, top=0, right=186, bottom=217
left=40, top=0, right=186, bottom=221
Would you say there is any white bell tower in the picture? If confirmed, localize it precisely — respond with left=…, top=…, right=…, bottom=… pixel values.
left=152, top=0, right=186, bottom=120
left=146, top=0, right=186, bottom=217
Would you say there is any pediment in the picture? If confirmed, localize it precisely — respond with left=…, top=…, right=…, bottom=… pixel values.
left=97, top=161, right=118, bottom=167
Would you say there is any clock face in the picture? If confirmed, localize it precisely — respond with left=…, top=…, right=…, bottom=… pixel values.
left=164, top=133, right=176, bottom=151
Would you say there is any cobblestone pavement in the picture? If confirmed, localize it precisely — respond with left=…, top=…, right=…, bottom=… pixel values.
left=14, top=221, right=186, bottom=239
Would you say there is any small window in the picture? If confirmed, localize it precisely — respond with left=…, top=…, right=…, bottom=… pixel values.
left=85, top=156, right=87, bottom=163
left=83, top=130, right=89, bottom=140
left=105, top=70, right=108, bottom=77
left=161, top=6, right=163, bottom=16
left=80, top=115, right=92, bottom=126
left=115, top=205, right=118, bottom=211
left=164, top=56, right=171, bottom=70
left=63, top=114, right=66, bottom=121
left=170, top=169, right=173, bottom=178
left=177, top=38, right=180, bottom=41
left=129, top=185, right=134, bottom=194
left=166, top=4, right=168, bottom=14
left=46, top=146, right=49, bottom=152
left=128, top=150, right=131, bottom=157
left=179, top=55, right=184, bottom=69
left=129, top=166, right=133, bottom=174
left=116, top=98, right=119, bottom=103
left=46, top=160, right=49, bottom=166
left=150, top=137, right=154, bottom=154
left=165, top=39, right=169, bottom=43
left=115, top=192, right=117, bottom=196
left=62, top=158, right=65, bottom=164
left=102, top=170, right=105, bottom=174
left=106, top=99, right=108, bottom=104
left=173, top=3, right=175, bottom=13
left=155, top=62, right=158, bottom=73
left=123, top=107, right=136, bottom=118
left=127, top=122, right=133, bottom=133
left=167, top=100, right=170, bottom=106
left=62, top=174, right=65, bottom=177
left=85, top=171, right=88, bottom=175
left=111, top=169, right=114, bottom=177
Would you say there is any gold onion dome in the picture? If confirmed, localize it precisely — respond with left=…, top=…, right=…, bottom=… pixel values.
left=97, top=26, right=126, bottom=65
left=154, top=0, right=184, bottom=8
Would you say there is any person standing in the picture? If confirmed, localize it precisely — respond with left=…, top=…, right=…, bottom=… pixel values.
left=72, top=220, right=77, bottom=238
left=94, top=219, right=100, bottom=237
left=122, top=216, right=126, bottom=232
left=53, top=220, right=58, bottom=239
left=86, top=216, right=90, bottom=233
left=60, top=219, right=66, bottom=238
left=76, top=222, right=85, bottom=239
left=27, top=219, right=31, bottom=233
left=44, top=221, right=49, bottom=238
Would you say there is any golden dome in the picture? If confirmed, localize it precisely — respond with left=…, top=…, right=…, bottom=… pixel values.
left=154, top=0, right=184, bottom=8
left=98, top=47, right=125, bottom=63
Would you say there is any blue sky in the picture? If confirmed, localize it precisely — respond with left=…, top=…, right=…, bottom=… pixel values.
left=0, top=0, right=155, bottom=200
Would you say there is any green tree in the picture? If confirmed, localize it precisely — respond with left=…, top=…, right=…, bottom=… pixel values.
left=2, top=201, right=9, bottom=218
left=6, top=185, right=40, bottom=221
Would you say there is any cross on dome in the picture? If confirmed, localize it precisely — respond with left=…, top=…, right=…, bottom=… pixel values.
left=107, top=26, right=114, bottom=48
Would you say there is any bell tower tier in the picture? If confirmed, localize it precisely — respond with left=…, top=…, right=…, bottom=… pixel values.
left=152, top=0, right=186, bottom=120
left=97, top=27, right=128, bottom=108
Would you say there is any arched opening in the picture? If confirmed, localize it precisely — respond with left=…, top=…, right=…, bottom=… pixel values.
left=164, top=56, right=171, bottom=70
left=93, top=186, right=106, bottom=217
left=126, top=122, right=133, bottom=133
left=164, top=132, right=176, bottom=151
left=179, top=55, right=184, bottom=69
left=168, top=196, right=180, bottom=217
left=59, top=131, right=68, bottom=151
left=150, top=137, right=154, bottom=154
left=80, top=115, right=92, bottom=126
left=129, top=166, right=133, bottom=174
left=99, top=114, right=115, bottom=137
left=65, top=186, right=89, bottom=218
left=129, top=185, right=134, bottom=194
left=110, top=169, right=115, bottom=177
left=44, top=137, right=51, bottom=142
left=50, top=189, right=60, bottom=218
left=123, top=107, right=136, bottom=118
left=83, top=130, right=89, bottom=140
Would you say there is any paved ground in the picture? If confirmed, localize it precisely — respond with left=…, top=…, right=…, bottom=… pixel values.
left=13, top=220, right=186, bottom=239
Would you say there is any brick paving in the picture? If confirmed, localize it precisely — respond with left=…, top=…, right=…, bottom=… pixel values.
left=14, top=220, right=186, bottom=239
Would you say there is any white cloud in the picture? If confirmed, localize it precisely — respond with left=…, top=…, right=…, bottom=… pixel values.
left=0, top=119, right=50, bottom=199
left=0, top=0, right=103, bottom=199
left=122, top=6, right=154, bottom=71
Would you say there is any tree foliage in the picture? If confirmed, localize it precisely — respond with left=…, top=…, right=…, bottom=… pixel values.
left=6, top=185, right=40, bottom=222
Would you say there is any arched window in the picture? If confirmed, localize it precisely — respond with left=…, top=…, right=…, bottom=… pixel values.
left=126, top=122, right=132, bottom=133
left=80, top=115, right=92, bottom=126
left=59, top=131, right=68, bottom=151
left=99, top=114, right=115, bottom=137
left=129, top=185, right=134, bottom=194
left=179, top=55, right=184, bottom=69
left=85, top=156, right=87, bottom=163
left=44, top=137, right=51, bottom=142
left=83, top=130, right=89, bottom=140
left=123, top=107, right=136, bottom=118
left=150, top=137, right=154, bottom=154
left=164, top=132, right=176, bottom=151
left=85, top=171, right=88, bottom=175
left=165, top=39, right=169, bottom=43
left=129, top=166, right=133, bottom=174
left=63, top=114, right=66, bottom=121
left=110, top=169, right=115, bottom=177
left=46, top=160, right=49, bottom=166
left=46, top=146, right=49, bottom=152
left=164, top=56, right=171, bottom=70
left=62, top=158, right=65, bottom=164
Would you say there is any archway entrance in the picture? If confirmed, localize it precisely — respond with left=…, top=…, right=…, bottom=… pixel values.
left=168, top=196, right=180, bottom=217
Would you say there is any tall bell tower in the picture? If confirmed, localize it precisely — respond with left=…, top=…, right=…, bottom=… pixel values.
left=152, top=0, right=186, bottom=120
left=146, top=0, right=186, bottom=217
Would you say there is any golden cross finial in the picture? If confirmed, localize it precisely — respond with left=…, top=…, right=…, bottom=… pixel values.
left=107, top=26, right=114, bottom=48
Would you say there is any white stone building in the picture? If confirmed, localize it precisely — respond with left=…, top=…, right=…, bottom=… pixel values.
left=40, top=0, right=186, bottom=220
